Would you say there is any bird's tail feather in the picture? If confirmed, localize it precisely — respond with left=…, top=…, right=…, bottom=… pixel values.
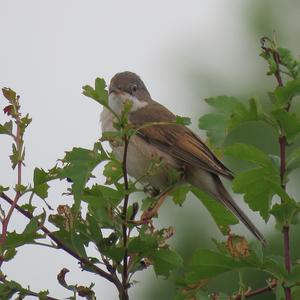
left=213, top=175, right=266, bottom=245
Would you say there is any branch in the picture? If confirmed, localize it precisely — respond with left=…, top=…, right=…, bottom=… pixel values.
left=121, top=135, right=130, bottom=300
left=0, top=108, right=23, bottom=249
left=234, top=280, right=277, bottom=299
left=0, top=192, right=123, bottom=294
left=274, top=48, right=292, bottom=300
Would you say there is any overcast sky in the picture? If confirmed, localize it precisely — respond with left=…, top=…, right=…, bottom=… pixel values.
left=0, top=1, right=282, bottom=299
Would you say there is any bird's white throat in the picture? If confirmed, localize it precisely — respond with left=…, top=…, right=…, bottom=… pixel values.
left=108, top=92, right=148, bottom=115
left=101, top=92, right=148, bottom=133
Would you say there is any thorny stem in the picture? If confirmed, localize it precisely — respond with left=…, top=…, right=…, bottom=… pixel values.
left=121, top=135, right=130, bottom=300
left=0, top=192, right=123, bottom=295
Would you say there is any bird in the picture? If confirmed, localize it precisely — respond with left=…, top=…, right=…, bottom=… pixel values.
left=101, top=71, right=266, bottom=244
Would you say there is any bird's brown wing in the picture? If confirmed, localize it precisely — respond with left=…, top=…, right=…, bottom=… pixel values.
left=129, top=102, right=233, bottom=180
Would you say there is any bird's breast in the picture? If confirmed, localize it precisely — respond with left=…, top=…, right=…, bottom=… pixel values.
left=100, top=108, right=181, bottom=190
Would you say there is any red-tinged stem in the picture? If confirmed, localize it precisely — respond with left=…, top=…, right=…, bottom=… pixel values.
left=121, top=135, right=130, bottom=300
left=274, top=48, right=291, bottom=300
left=0, top=192, right=122, bottom=292
left=0, top=116, right=22, bottom=254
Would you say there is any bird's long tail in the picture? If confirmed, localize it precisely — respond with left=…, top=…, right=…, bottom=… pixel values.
left=213, top=175, right=266, bottom=245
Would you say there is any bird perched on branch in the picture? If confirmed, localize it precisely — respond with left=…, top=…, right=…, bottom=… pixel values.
left=101, top=71, right=266, bottom=244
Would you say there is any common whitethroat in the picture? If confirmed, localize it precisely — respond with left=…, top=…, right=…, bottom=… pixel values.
left=101, top=71, right=266, bottom=244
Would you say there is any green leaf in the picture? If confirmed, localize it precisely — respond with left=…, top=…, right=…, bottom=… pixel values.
left=5, top=229, right=44, bottom=249
left=185, top=249, right=244, bottom=282
left=272, top=109, right=300, bottom=143
left=228, top=98, right=262, bottom=129
left=128, top=235, right=158, bottom=254
left=9, top=143, right=18, bottom=169
left=232, top=167, right=279, bottom=221
left=170, top=185, right=190, bottom=205
left=149, top=248, right=183, bottom=277
left=2, top=88, right=17, bottom=101
left=199, top=97, right=265, bottom=147
left=102, top=247, right=125, bottom=262
left=2, top=214, right=46, bottom=251
left=0, top=121, right=13, bottom=135
left=205, top=96, right=240, bottom=113
left=103, top=160, right=123, bottom=185
left=86, top=214, right=103, bottom=245
left=270, top=198, right=300, bottom=229
left=33, top=168, right=50, bottom=199
left=83, top=184, right=123, bottom=207
left=198, top=113, right=227, bottom=146
left=287, top=147, right=300, bottom=174
left=20, top=114, right=32, bottom=136
left=59, top=144, right=105, bottom=209
left=0, top=280, right=22, bottom=299
left=3, top=248, right=17, bottom=262
left=175, top=115, right=191, bottom=126
left=82, top=78, right=108, bottom=106
left=192, top=187, right=238, bottom=235
left=273, top=79, right=300, bottom=108
left=278, top=47, right=299, bottom=78
left=225, top=143, right=273, bottom=167
left=0, top=185, right=9, bottom=192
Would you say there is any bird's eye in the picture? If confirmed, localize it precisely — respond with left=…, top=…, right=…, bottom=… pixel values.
left=131, top=84, right=137, bottom=94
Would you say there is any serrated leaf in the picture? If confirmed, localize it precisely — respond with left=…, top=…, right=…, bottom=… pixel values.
left=4, top=230, right=44, bottom=249
left=59, top=145, right=105, bottom=210
left=270, top=198, right=300, bottom=229
left=287, top=147, right=300, bottom=174
left=170, top=185, right=190, bottom=205
left=2, top=87, right=17, bottom=101
left=0, top=121, right=13, bottom=135
left=225, top=143, right=273, bottom=168
left=149, top=248, right=183, bottom=277
left=192, top=187, right=238, bottom=235
left=0, top=280, right=22, bottom=299
left=199, top=97, right=265, bottom=147
left=103, top=160, right=123, bottom=184
left=232, top=168, right=278, bottom=221
left=198, top=113, right=227, bottom=146
left=102, top=247, right=125, bottom=262
left=82, top=185, right=123, bottom=207
left=0, top=185, right=9, bottom=192
left=186, top=249, right=244, bottom=282
left=82, top=78, right=108, bottom=106
left=19, top=114, right=32, bottom=136
left=229, top=98, right=261, bottom=129
left=273, top=79, right=300, bottom=108
left=9, top=143, right=18, bottom=169
left=128, top=235, right=158, bottom=253
left=271, top=109, right=300, bottom=143
left=33, top=168, right=50, bottom=199
left=175, top=115, right=191, bottom=126
left=3, top=248, right=17, bottom=262
left=278, top=47, right=299, bottom=78
left=205, top=96, right=240, bottom=113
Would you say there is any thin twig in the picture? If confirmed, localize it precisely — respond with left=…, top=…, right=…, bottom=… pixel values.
left=0, top=111, right=23, bottom=253
left=0, top=192, right=123, bottom=294
left=273, top=46, right=292, bottom=300
left=234, top=280, right=277, bottom=299
left=121, top=135, right=130, bottom=300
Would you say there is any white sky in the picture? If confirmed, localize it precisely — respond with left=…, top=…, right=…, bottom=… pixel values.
left=0, top=1, right=276, bottom=299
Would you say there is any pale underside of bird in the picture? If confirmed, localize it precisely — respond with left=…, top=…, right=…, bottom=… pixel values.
left=101, top=71, right=266, bottom=244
